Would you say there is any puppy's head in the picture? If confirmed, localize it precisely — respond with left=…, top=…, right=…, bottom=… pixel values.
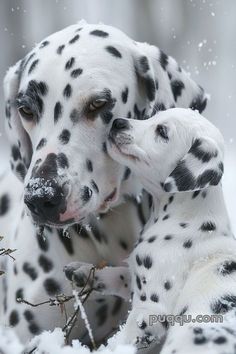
left=107, top=108, right=224, bottom=196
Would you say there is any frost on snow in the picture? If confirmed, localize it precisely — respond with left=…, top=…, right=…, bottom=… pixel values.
left=0, top=327, right=136, bottom=354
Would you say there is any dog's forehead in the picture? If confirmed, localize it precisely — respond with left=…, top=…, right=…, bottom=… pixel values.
left=19, top=23, right=134, bottom=92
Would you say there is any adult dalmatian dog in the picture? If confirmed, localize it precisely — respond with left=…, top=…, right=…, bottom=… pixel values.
left=107, top=108, right=236, bottom=353
left=0, top=21, right=207, bottom=344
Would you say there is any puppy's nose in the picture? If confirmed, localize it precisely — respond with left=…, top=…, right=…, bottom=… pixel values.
left=111, top=118, right=130, bottom=132
left=24, top=178, right=66, bottom=223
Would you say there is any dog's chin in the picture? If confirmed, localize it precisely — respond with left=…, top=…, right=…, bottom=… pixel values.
left=107, top=139, right=140, bottom=166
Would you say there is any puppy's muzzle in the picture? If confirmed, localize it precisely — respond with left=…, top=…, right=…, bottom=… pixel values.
left=109, top=118, right=132, bottom=145
left=24, top=178, right=67, bottom=224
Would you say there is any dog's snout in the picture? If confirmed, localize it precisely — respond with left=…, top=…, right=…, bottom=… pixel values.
left=111, top=118, right=130, bottom=132
left=24, top=178, right=66, bottom=223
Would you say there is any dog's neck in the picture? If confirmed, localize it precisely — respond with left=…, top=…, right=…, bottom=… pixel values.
left=150, top=185, right=231, bottom=235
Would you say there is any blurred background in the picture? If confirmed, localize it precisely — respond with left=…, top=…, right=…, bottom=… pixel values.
left=0, top=0, right=235, bottom=228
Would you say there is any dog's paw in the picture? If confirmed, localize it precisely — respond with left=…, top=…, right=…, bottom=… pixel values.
left=64, top=261, right=95, bottom=288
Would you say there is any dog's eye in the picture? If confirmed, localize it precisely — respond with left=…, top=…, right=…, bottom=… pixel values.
left=156, top=124, right=169, bottom=140
left=18, top=106, right=34, bottom=121
left=89, top=99, right=107, bottom=112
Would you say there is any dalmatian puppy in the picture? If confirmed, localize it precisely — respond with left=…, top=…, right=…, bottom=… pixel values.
left=0, top=21, right=208, bottom=344
left=107, top=108, right=236, bottom=352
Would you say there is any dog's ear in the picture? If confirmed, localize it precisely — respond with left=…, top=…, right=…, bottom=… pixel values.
left=4, top=60, right=32, bottom=181
left=163, top=137, right=224, bottom=193
left=133, top=43, right=208, bottom=117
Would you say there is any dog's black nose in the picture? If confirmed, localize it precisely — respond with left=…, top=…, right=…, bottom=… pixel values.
left=111, top=118, right=130, bottom=132
left=24, top=178, right=66, bottom=223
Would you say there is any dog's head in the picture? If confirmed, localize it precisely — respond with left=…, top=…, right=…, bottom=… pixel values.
left=107, top=108, right=224, bottom=196
left=4, top=22, right=208, bottom=226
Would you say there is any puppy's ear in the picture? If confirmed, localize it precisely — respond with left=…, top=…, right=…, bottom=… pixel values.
left=163, top=137, right=224, bottom=193
left=4, top=60, right=32, bottom=181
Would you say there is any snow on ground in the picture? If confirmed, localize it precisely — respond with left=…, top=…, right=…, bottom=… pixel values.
left=0, top=327, right=136, bottom=354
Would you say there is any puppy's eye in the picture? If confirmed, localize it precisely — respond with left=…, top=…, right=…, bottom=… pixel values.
left=18, top=106, right=34, bottom=121
left=89, top=99, right=107, bottom=112
left=156, top=124, right=169, bottom=140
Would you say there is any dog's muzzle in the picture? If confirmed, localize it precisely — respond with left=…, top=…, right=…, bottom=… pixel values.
left=109, top=118, right=131, bottom=145
left=24, top=177, right=67, bottom=225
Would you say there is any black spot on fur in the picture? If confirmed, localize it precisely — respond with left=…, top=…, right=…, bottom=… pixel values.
left=211, top=294, right=236, bottom=314
left=197, top=169, right=222, bottom=189
left=63, top=84, right=72, bottom=98
left=65, top=57, right=75, bottom=70
left=59, top=129, right=71, bottom=145
left=168, top=160, right=196, bottom=191
left=16, top=163, right=26, bottom=179
left=180, top=222, right=188, bottom=228
left=143, top=256, right=152, bottom=269
left=0, top=194, right=10, bottom=216
left=44, top=278, right=61, bottom=296
left=105, top=46, right=122, bottom=58
left=200, top=221, right=216, bottom=232
left=159, top=50, right=168, bottom=70
left=57, top=45, right=65, bottom=55
left=90, top=29, right=109, bottom=37
left=189, top=139, right=217, bottom=163
left=139, top=56, right=150, bottom=73
left=150, top=293, right=159, bottom=303
left=183, top=239, right=192, bottom=248
left=38, top=255, right=53, bottom=273
left=164, top=280, right=172, bottom=290
left=163, top=214, right=170, bottom=221
left=24, top=310, right=34, bottom=322
left=29, top=322, right=40, bottom=334
left=28, top=59, right=39, bottom=74
left=144, top=77, right=156, bottom=101
left=9, top=310, right=19, bottom=326
left=179, top=306, right=188, bottom=315
left=40, top=40, right=49, bottom=48
left=54, top=102, right=63, bottom=123
left=218, top=261, right=236, bottom=276
left=192, top=190, right=201, bottom=199
left=57, top=229, right=74, bottom=255
left=121, top=87, right=129, bottom=103
left=15, top=288, right=24, bottom=302
left=23, top=262, right=38, bottom=280
left=148, top=236, right=156, bottom=243
left=194, top=336, right=207, bottom=345
left=86, top=159, right=93, bottom=172
left=136, top=254, right=142, bottom=266
left=36, top=231, right=49, bottom=251
left=171, top=80, right=185, bottom=102
left=164, top=234, right=172, bottom=240
left=190, top=91, right=207, bottom=113
left=136, top=275, right=142, bottom=290
left=102, top=142, right=108, bottom=154
left=36, top=138, right=47, bottom=150
left=140, top=294, right=146, bottom=301
left=213, top=336, right=227, bottom=344
left=71, top=68, right=83, bottom=78
left=69, top=34, right=80, bottom=44
left=123, top=167, right=131, bottom=180
left=91, top=180, right=99, bottom=193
